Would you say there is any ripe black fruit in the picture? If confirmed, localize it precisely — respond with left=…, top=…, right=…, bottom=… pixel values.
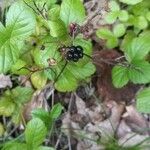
left=60, top=45, right=84, bottom=62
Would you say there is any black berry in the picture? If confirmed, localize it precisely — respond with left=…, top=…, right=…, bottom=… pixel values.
left=78, top=52, right=83, bottom=58
left=76, top=45, right=83, bottom=53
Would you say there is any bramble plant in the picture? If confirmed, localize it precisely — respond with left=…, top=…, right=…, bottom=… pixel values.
left=1, top=103, right=63, bottom=149
left=0, top=0, right=95, bottom=92
left=0, top=0, right=94, bottom=149
left=97, top=0, right=150, bottom=113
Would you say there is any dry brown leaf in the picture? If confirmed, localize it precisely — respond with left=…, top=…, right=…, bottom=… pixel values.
left=23, top=84, right=53, bottom=121
left=118, top=132, right=150, bottom=149
left=117, top=120, right=132, bottom=139
left=123, top=105, right=149, bottom=135
left=96, top=101, right=125, bottom=142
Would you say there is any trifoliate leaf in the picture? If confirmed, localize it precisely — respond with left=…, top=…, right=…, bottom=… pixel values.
left=119, top=0, right=143, bottom=5
left=112, top=65, right=129, bottom=88
left=60, top=0, right=85, bottom=26
left=25, top=118, right=47, bottom=148
left=113, top=24, right=126, bottom=37
left=136, top=88, right=150, bottom=113
left=128, top=60, right=150, bottom=84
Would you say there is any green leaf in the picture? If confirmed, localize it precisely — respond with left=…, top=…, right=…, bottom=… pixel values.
left=112, top=65, right=129, bottom=88
left=0, top=38, right=20, bottom=73
left=105, top=12, right=118, bottom=24
left=48, top=20, right=67, bottom=37
left=128, top=60, right=150, bottom=84
left=136, top=88, right=150, bottom=113
left=2, top=142, right=27, bottom=150
left=119, top=0, right=143, bottom=5
left=0, top=1, right=36, bottom=73
left=31, top=72, right=47, bottom=89
left=113, top=24, right=126, bottom=37
left=60, top=0, right=85, bottom=26
left=121, top=31, right=136, bottom=51
left=0, top=97, right=15, bottom=116
left=109, top=1, right=120, bottom=11
left=50, top=103, right=63, bottom=119
left=6, top=1, right=36, bottom=39
left=106, top=37, right=118, bottom=48
left=33, top=44, right=60, bottom=68
left=135, top=16, right=148, bottom=29
left=55, top=38, right=95, bottom=92
left=32, top=108, right=50, bottom=129
left=11, top=59, right=28, bottom=75
left=124, top=33, right=150, bottom=62
left=118, top=10, right=129, bottom=22
left=11, top=86, right=33, bottom=104
left=48, top=5, right=60, bottom=21
left=54, top=66, right=78, bottom=92
left=25, top=118, right=47, bottom=148
left=146, top=11, right=150, bottom=21
left=11, top=106, right=22, bottom=124
left=96, top=28, right=113, bottom=39
left=35, top=146, right=55, bottom=150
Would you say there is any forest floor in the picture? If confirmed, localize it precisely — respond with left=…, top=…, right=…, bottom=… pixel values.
left=0, top=0, right=150, bottom=150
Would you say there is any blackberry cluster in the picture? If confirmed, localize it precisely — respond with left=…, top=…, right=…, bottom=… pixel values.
left=66, top=45, right=84, bottom=62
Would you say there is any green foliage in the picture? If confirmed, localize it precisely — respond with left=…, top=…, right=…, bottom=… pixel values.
left=32, top=103, right=63, bottom=129
left=25, top=118, right=47, bottom=148
left=119, top=0, right=143, bottom=5
left=136, top=88, right=150, bottom=113
left=96, top=0, right=150, bottom=113
left=0, top=1, right=36, bottom=73
left=2, top=103, right=63, bottom=150
left=0, top=0, right=95, bottom=92
left=60, top=0, right=85, bottom=26
left=2, top=118, right=50, bottom=150
left=0, top=86, right=33, bottom=123
left=96, top=23, right=126, bottom=48
left=112, top=65, right=129, bottom=88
